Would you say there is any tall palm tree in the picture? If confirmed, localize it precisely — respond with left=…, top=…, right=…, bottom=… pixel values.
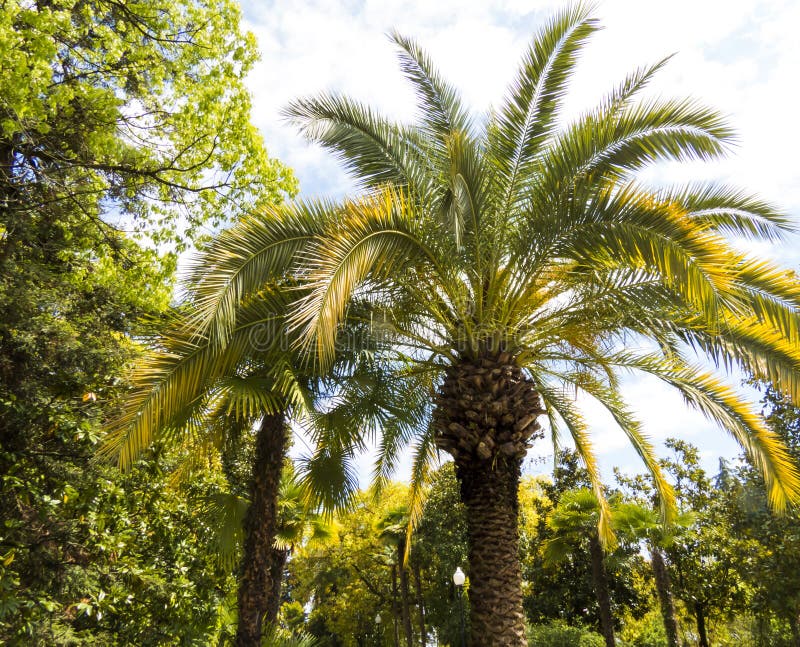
left=101, top=261, right=422, bottom=645
left=267, top=5, right=800, bottom=644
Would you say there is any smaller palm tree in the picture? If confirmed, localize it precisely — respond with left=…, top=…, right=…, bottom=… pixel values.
left=206, top=463, right=336, bottom=625
left=544, top=489, right=620, bottom=647
left=101, top=275, right=419, bottom=646
left=614, top=502, right=694, bottom=647
left=376, top=505, right=416, bottom=647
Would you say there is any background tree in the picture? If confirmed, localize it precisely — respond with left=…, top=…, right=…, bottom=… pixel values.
left=660, top=441, right=751, bottom=647
left=0, top=0, right=295, bottom=248
left=613, top=501, right=693, bottom=647
left=725, top=385, right=800, bottom=645
left=523, top=454, right=650, bottom=638
left=411, top=462, right=469, bottom=647
left=0, top=0, right=294, bottom=643
left=0, top=233, right=237, bottom=644
left=544, top=489, right=624, bottom=647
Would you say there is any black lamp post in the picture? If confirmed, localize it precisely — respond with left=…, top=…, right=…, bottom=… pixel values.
left=453, top=567, right=466, bottom=647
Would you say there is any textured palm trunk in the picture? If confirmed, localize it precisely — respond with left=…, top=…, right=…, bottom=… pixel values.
left=236, top=412, right=288, bottom=647
left=649, top=546, right=679, bottom=647
left=588, top=534, right=616, bottom=647
left=435, top=352, right=545, bottom=647
left=265, top=547, right=289, bottom=624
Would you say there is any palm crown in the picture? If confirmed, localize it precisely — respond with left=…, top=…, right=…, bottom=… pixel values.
left=281, top=8, right=800, bottom=515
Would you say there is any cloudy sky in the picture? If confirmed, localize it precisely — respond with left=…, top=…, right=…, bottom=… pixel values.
left=237, top=0, right=800, bottom=482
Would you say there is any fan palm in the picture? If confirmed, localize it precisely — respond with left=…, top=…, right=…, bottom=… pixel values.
left=544, top=489, right=619, bottom=647
left=264, top=4, right=800, bottom=644
left=614, top=502, right=693, bottom=647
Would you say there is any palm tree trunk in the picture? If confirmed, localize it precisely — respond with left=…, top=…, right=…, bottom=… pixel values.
left=456, top=456, right=526, bottom=646
left=413, top=562, right=426, bottom=647
left=436, top=354, right=544, bottom=647
left=397, top=545, right=414, bottom=647
left=236, top=412, right=288, bottom=647
left=265, top=547, right=289, bottom=624
left=588, top=534, right=616, bottom=647
left=695, top=603, right=710, bottom=647
left=650, top=546, right=679, bottom=647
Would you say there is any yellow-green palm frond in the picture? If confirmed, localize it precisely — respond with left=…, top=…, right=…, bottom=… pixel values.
left=614, top=351, right=800, bottom=511
left=541, top=96, right=734, bottom=195
left=490, top=3, right=599, bottom=212
left=656, top=183, right=794, bottom=243
left=183, top=200, right=333, bottom=346
left=100, top=296, right=291, bottom=469
left=389, top=30, right=473, bottom=140
left=289, top=189, right=445, bottom=365
left=282, top=93, right=433, bottom=195
left=567, top=370, right=676, bottom=523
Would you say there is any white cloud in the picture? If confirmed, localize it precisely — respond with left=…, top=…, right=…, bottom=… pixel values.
left=241, top=0, right=798, bottom=482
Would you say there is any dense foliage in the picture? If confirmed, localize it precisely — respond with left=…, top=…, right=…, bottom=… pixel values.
left=0, top=0, right=293, bottom=643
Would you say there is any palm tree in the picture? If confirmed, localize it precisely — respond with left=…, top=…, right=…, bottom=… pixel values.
left=206, top=462, right=336, bottom=624
left=268, top=5, right=800, bottom=643
left=544, top=489, right=619, bottom=647
left=614, top=502, right=693, bottom=647
left=377, top=505, right=416, bottom=647
left=101, top=266, right=421, bottom=645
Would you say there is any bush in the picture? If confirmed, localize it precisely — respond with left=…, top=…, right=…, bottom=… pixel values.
left=527, top=620, right=605, bottom=647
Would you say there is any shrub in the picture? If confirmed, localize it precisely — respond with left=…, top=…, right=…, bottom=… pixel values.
left=527, top=620, right=605, bottom=647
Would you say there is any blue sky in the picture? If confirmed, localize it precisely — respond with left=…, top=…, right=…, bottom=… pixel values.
left=236, top=0, right=800, bottom=483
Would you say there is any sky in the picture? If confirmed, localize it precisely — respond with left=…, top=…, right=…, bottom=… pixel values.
left=237, top=0, right=800, bottom=483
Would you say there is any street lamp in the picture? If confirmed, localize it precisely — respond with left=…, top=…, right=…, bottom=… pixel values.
left=453, top=567, right=466, bottom=647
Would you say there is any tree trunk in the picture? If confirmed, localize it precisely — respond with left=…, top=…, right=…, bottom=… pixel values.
left=235, top=412, right=288, bottom=647
left=265, top=548, right=289, bottom=624
left=435, top=353, right=545, bottom=647
left=397, top=545, right=414, bottom=647
left=392, top=564, right=401, bottom=647
left=695, top=603, right=710, bottom=647
left=650, top=546, right=679, bottom=647
left=790, top=613, right=800, bottom=647
left=413, top=562, right=426, bottom=647
left=456, top=457, right=526, bottom=645
left=588, top=534, right=616, bottom=647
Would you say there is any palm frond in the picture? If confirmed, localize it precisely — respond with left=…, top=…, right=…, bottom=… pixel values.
left=491, top=3, right=599, bottom=210
left=283, top=94, right=433, bottom=196
left=390, top=31, right=472, bottom=139
left=536, top=383, right=615, bottom=546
